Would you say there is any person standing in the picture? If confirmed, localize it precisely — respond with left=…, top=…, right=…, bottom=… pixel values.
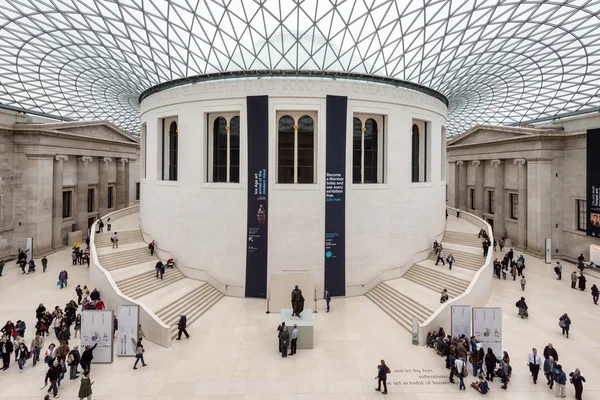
left=111, top=232, right=118, bottom=249
left=555, top=261, right=562, bottom=280
left=133, top=338, right=147, bottom=369
left=375, top=359, right=390, bottom=394
left=78, top=370, right=94, bottom=400
left=520, top=275, right=526, bottom=291
left=559, top=313, right=571, bottom=338
left=15, top=342, right=28, bottom=372
left=279, top=326, right=290, bottom=358
left=289, top=324, right=298, bottom=356
left=68, top=346, right=80, bottom=380
left=510, top=263, right=517, bottom=281
left=31, top=333, right=44, bottom=366
left=44, top=360, right=60, bottom=398
left=113, top=316, right=118, bottom=339
left=482, top=239, right=490, bottom=257
left=499, top=360, right=509, bottom=390
left=571, top=271, right=578, bottom=289
left=76, top=285, right=83, bottom=305
left=176, top=315, right=189, bottom=340
left=447, top=253, right=455, bottom=270
left=555, top=364, right=567, bottom=398
left=454, top=357, right=466, bottom=390
left=592, top=284, right=599, bottom=305
left=528, top=348, right=541, bottom=384
left=0, top=260, right=4, bottom=276
left=79, top=343, right=96, bottom=372
left=155, top=260, right=164, bottom=280
left=577, top=272, right=586, bottom=291
left=1, top=335, right=13, bottom=370
left=569, top=368, right=585, bottom=400
left=544, top=356, right=557, bottom=389
left=74, top=315, right=81, bottom=339
left=324, top=288, right=331, bottom=312
left=484, top=348, right=496, bottom=382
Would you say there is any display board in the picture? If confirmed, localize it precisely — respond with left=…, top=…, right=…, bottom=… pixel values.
left=545, top=238, right=551, bottom=264
left=472, top=307, right=502, bottom=356
left=80, top=310, right=113, bottom=363
left=587, top=128, right=600, bottom=238
left=451, top=305, right=471, bottom=339
left=591, top=244, right=600, bottom=265
left=25, top=237, right=33, bottom=260
left=245, top=95, right=269, bottom=298
left=324, top=95, right=348, bottom=296
left=117, top=306, right=139, bottom=357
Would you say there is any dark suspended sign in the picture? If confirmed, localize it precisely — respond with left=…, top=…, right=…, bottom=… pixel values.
left=588, top=128, right=600, bottom=238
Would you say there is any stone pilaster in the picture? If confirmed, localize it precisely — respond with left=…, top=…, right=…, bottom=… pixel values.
left=526, top=159, right=553, bottom=254
left=76, top=156, right=93, bottom=238
left=116, top=158, right=128, bottom=210
left=457, top=161, right=468, bottom=211
left=514, top=158, right=527, bottom=248
left=98, top=157, right=112, bottom=218
left=491, top=159, right=505, bottom=237
left=52, top=155, right=68, bottom=249
left=472, top=160, right=484, bottom=217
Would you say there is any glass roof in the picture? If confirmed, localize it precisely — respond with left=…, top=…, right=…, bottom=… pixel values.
left=0, top=0, right=599, bottom=136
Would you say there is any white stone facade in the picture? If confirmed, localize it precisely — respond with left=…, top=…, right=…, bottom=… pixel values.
left=447, top=114, right=600, bottom=261
left=139, top=78, right=448, bottom=295
left=0, top=110, right=140, bottom=258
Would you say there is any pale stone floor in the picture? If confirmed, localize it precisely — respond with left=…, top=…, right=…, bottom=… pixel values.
left=0, top=243, right=599, bottom=400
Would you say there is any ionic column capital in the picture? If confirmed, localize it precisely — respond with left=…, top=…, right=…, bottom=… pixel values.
left=119, top=158, right=129, bottom=164
left=472, top=160, right=481, bottom=167
left=102, top=157, right=113, bottom=163
left=513, top=158, right=527, bottom=165
left=79, top=156, right=93, bottom=163
left=456, top=161, right=464, bottom=166
left=491, top=159, right=503, bottom=166
left=55, top=155, right=68, bottom=162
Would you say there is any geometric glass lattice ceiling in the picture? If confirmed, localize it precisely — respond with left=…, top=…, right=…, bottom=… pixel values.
left=1, top=1, right=599, bottom=136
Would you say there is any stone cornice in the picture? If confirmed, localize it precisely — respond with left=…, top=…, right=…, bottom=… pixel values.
left=448, top=131, right=587, bottom=150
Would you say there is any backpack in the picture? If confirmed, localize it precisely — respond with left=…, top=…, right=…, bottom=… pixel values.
left=110, top=237, right=114, bottom=242
left=552, top=369, right=561, bottom=382
left=67, top=353, right=74, bottom=365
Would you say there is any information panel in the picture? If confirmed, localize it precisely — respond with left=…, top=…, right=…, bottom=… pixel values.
left=117, top=306, right=139, bottom=357
left=587, top=128, right=600, bottom=238
left=324, top=95, right=348, bottom=296
left=80, top=310, right=113, bottom=363
left=245, top=95, right=269, bottom=298
left=472, top=307, right=502, bottom=356
left=451, top=305, right=471, bottom=339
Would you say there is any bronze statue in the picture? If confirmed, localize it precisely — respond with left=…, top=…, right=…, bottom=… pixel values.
left=291, top=285, right=305, bottom=318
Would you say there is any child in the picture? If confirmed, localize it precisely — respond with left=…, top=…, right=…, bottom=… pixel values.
left=520, top=276, right=526, bottom=291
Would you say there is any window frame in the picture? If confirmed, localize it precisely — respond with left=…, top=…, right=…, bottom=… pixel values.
left=352, top=113, right=385, bottom=184
left=411, top=118, right=431, bottom=183
left=576, top=199, right=587, bottom=232
left=141, top=122, right=147, bottom=179
left=469, top=188, right=475, bottom=210
left=62, top=190, right=72, bottom=219
left=509, top=193, right=518, bottom=220
left=157, top=116, right=179, bottom=182
left=275, top=111, right=317, bottom=185
left=487, top=190, right=495, bottom=214
left=207, top=112, right=241, bottom=184
left=87, top=187, right=95, bottom=213
left=108, top=185, right=114, bottom=210
left=441, top=126, right=447, bottom=181
left=135, top=182, right=140, bottom=201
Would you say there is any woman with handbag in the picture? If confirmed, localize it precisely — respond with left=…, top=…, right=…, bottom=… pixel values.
left=133, top=338, right=147, bottom=369
left=15, top=342, right=28, bottom=373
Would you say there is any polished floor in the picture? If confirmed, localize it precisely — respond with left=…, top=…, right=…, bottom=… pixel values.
left=0, top=240, right=598, bottom=400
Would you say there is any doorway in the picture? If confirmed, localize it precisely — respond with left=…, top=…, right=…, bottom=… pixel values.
left=486, top=218, right=494, bottom=233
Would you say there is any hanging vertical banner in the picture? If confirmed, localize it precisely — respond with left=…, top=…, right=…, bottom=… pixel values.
left=451, top=305, right=471, bottom=339
left=324, top=95, right=347, bottom=297
left=245, top=95, right=269, bottom=298
left=472, top=307, right=502, bottom=356
left=545, top=238, right=551, bottom=264
left=117, top=306, right=139, bottom=357
left=587, top=128, right=600, bottom=238
left=80, top=310, right=113, bottom=363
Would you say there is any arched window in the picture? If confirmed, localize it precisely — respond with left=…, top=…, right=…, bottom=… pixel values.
left=213, top=117, right=227, bottom=182
left=277, top=115, right=295, bottom=183
left=208, top=113, right=240, bottom=183
left=277, top=113, right=316, bottom=184
left=352, top=114, right=384, bottom=184
left=229, top=116, right=240, bottom=183
left=297, top=115, right=314, bottom=184
left=411, top=124, right=420, bottom=183
left=159, top=116, right=179, bottom=181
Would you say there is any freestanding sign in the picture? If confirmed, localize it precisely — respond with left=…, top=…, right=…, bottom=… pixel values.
left=587, top=128, right=600, bottom=238
left=245, top=95, right=269, bottom=298
left=472, top=307, right=502, bottom=356
left=25, top=237, right=33, bottom=261
left=545, top=238, right=551, bottom=264
left=80, top=310, right=113, bottom=363
left=117, top=306, right=139, bottom=357
left=324, top=95, right=348, bottom=297
left=451, top=305, right=471, bottom=339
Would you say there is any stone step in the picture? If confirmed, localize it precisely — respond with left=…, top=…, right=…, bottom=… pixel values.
left=428, top=249, right=483, bottom=271
left=95, top=230, right=142, bottom=246
left=117, top=268, right=184, bottom=291
left=365, top=291, right=411, bottom=332
left=155, top=283, right=212, bottom=317
left=98, top=248, right=157, bottom=271
left=120, top=270, right=186, bottom=299
left=403, top=265, right=468, bottom=298
left=376, top=283, right=432, bottom=321
left=441, top=231, right=483, bottom=247
left=169, top=290, right=223, bottom=340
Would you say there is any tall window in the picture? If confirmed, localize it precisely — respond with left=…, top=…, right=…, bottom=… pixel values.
left=141, top=123, right=147, bottom=179
left=509, top=193, right=518, bottom=220
left=577, top=199, right=587, bottom=231
left=136, top=182, right=140, bottom=201
left=108, top=186, right=114, bottom=209
left=87, top=188, right=94, bottom=213
left=62, top=191, right=72, bottom=218
left=159, top=117, right=178, bottom=181
left=277, top=113, right=315, bottom=184
left=411, top=119, right=430, bottom=183
left=441, top=126, right=447, bottom=181
left=353, top=115, right=384, bottom=184
left=488, top=190, right=495, bottom=214
left=208, top=114, right=240, bottom=183
left=469, top=188, right=475, bottom=210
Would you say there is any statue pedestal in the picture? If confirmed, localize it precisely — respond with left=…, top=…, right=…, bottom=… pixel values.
left=280, top=309, right=313, bottom=349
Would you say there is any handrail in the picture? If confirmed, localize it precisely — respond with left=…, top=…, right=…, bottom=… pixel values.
left=417, top=206, right=494, bottom=345
left=89, top=205, right=172, bottom=348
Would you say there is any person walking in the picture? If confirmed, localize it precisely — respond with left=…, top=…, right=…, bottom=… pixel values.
left=44, top=360, right=60, bottom=398
left=559, top=313, right=571, bottom=338
left=289, top=324, right=298, bottom=356
left=1, top=335, right=13, bottom=370
left=554, top=364, right=567, bottom=398
left=15, top=342, right=28, bottom=372
left=447, top=253, right=455, bottom=270
left=79, top=343, right=96, bottom=372
left=78, top=370, right=94, bottom=400
left=569, top=368, right=585, bottom=400
left=176, top=315, right=189, bottom=340
left=484, top=348, right=496, bottom=382
left=324, top=288, right=331, bottom=312
left=482, top=239, right=490, bottom=257
left=148, top=240, right=155, bottom=256
left=133, top=338, right=147, bottom=369
left=31, top=333, right=44, bottom=366
left=280, top=326, right=290, bottom=358
left=592, top=284, right=599, bottom=305
left=571, top=271, right=578, bottom=289
left=510, top=263, right=517, bottom=281
left=544, top=356, right=557, bottom=389
left=577, top=272, right=586, bottom=291
left=111, top=232, right=118, bottom=248
left=68, top=346, right=80, bottom=380
left=520, top=275, right=527, bottom=291
left=375, top=359, right=390, bottom=394
left=544, top=343, right=559, bottom=362
left=554, top=261, right=562, bottom=280
left=516, top=297, right=528, bottom=318
left=528, top=348, right=541, bottom=384
left=155, top=260, right=164, bottom=280
left=440, top=289, right=449, bottom=303
left=73, top=315, right=81, bottom=339
left=435, top=247, right=445, bottom=266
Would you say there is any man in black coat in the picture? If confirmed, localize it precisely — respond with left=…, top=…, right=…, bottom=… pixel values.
left=176, top=315, right=189, bottom=340
left=68, top=345, right=81, bottom=380
left=155, top=261, right=165, bottom=280
left=79, top=343, right=97, bottom=372
left=543, top=343, right=558, bottom=361
left=325, top=288, right=331, bottom=312
left=1, top=335, right=13, bottom=370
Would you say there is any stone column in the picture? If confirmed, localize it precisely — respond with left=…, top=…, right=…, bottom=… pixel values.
left=472, top=160, right=484, bottom=217
left=449, top=161, right=459, bottom=208
left=52, top=155, right=68, bottom=249
left=76, top=156, right=93, bottom=238
left=457, top=161, right=468, bottom=210
left=514, top=158, right=527, bottom=248
left=98, top=157, right=112, bottom=218
left=491, top=159, right=505, bottom=237
left=527, top=159, right=552, bottom=254
left=116, top=158, right=128, bottom=210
